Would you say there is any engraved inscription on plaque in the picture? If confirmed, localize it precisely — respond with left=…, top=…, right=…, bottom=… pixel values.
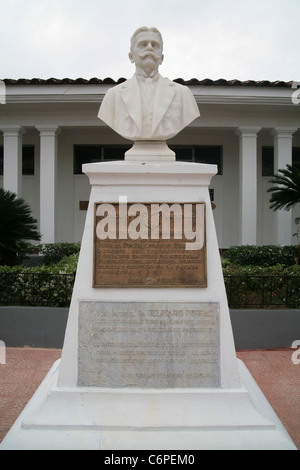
left=78, top=301, right=220, bottom=388
left=93, top=202, right=206, bottom=287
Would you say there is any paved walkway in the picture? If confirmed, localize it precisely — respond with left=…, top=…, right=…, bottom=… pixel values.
left=0, top=347, right=299, bottom=449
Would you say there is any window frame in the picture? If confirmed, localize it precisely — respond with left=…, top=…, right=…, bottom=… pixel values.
left=0, top=145, right=35, bottom=176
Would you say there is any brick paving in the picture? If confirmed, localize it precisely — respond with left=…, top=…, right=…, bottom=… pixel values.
left=237, top=348, right=300, bottom=450
left=0, top=347, right=299, bottom=449
left=0, top=348, right=61, bottom=444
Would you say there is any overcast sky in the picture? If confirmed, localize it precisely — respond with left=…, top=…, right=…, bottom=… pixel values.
left=1, top=0, right=299, bottom=82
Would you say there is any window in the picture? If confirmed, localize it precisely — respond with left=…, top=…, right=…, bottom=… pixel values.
left=73, top=145, right=130, bottom=174
left=103, top=146, right=131, bottom=161
left=293, top=148, right=300, bottom=170
left=0, top=147, right=3, bottom=175
left=0, top=145, right=34, bottom=176
left=22, top=146, right=35, bottom=175
left=73, top=145, right=102, bottom=174
left=262, top=146, right=300, bottom=176
left=73, top=144, right=223, bottom=175
left=169, top=146, right=193, bottom=162
left=262, top=147, right=274, bottom=176
left=194, top=146, right=223, bottom=175
left=170, top=145, right=223, bottom=175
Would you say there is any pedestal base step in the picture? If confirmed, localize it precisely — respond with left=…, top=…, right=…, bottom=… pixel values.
left=0, top=359, right=296, bottom=450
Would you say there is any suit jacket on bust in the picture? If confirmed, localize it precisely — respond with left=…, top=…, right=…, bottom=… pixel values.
left=98, top=74, right=200, bottom=141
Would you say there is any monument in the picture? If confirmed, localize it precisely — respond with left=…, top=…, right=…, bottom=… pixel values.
left=98, top=26, right=199, bottom=160
left=0, top=27, right=296, bottom=450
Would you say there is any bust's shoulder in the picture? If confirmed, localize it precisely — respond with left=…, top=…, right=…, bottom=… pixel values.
left=161, top=76, right=191, bottom=92
left=108, top=76, right=138, bottom=94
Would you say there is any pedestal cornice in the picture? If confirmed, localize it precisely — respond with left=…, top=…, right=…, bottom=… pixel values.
left=83, top=161, right=218, bottom=187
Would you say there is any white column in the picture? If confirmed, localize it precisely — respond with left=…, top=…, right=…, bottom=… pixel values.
left=37, top=126, right=61, bottom=244
left=1, top=126, right=25, bottom=196
left=236, top=127, right=261, bottom=245
left=271, top=128, right=297, bottom=245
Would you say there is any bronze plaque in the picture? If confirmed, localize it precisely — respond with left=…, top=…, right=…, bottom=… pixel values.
left=93, top=201, right=206, bottom=288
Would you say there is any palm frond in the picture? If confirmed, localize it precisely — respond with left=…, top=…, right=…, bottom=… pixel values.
left=268, top=164, right=300, bottom=211
left=0, top=188, right=41, bottom=265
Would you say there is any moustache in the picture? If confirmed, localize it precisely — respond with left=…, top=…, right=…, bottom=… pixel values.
left=139, top=51, right=161, bottom=60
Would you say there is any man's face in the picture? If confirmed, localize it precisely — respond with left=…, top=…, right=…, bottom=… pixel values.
left=129, top=31, right=164, bottom=73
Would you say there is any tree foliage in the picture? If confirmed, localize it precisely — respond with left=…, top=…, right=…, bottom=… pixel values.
left=268, top=164, right=300, bottom=211
left=0, top=188, right=41, bottom=265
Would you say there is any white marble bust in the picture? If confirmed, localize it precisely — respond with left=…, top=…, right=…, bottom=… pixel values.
left=98, top=27, right=200, bottom=143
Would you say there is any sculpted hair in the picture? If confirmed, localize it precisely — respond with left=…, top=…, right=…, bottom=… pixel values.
left=130, top=26, right=163, bottom=51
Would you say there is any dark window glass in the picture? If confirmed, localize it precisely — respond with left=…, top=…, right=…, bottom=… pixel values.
left=262, top=147, right=300, bottom=175
left=169, top=146, right=193, bottom=162
left=103, top=146, right=130, bottom=161
left=169, top=145, right=223, bottom=174
left=262, top=147, right=274, bottom=176
left=194, top=146, right=223, bottom=175
left=74, top=145, right=102, bottom=174
left=0, top=145, right=34, bottom=175
left=74, top=145, right=132, bottom=173
left=22, top=145, right=34, bottom=175
left=0, top=146, right=3, bottom=175
left=293, top=147, right=300, bottom=170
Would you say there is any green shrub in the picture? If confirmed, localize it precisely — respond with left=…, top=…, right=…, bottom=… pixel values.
left=222, top=260, right=300, bottom=277
left=0, top=257, right=77, bottom=307
left=222, top=261, right=300, bottom=308
left=1, top=245, right=299, bottom=308
left=38, top=242, right=80, bottom=265
left=223, top=245, right=297, bottom=267
left=55, top=253, right=79, bottom=273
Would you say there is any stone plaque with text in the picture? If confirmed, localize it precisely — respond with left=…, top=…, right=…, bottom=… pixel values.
left=78, top=301, right=220, bottom=388
left=93, top=202, right=206, bottom=287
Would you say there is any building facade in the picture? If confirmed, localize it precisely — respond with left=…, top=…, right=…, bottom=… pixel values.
left=0, top=77, right=299, bottom=248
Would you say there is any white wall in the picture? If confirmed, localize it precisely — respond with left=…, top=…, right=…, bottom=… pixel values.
left=59, top=128, right=131, bottom=243
left=0, top=90, right=299, bottom=248
left=2, top=126, right=299, bottom=248
left=0, top=131, right=40, bottom=240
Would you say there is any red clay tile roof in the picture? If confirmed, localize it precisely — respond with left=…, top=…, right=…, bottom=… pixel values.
left=2, top=77, right=294, bottom=87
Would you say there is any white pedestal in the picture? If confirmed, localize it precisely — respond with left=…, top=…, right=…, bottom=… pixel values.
left=125, top=141, right=175, bottom=161
left=0, top=161, right=296, bottom=450
left=0, top=358, right=295, bottom=450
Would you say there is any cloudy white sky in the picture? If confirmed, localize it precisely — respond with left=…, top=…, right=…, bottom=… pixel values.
left=1, top=0, right=299, bottom=82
